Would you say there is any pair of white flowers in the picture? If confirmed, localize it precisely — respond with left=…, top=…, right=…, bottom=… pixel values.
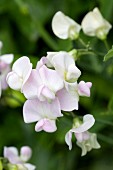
left=52, top=7, right=112, bottom=40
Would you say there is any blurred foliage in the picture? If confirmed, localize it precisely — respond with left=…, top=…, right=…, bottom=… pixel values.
left=0, top=0, right=113, bottom=170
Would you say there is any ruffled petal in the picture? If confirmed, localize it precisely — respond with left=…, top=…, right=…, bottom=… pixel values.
left=4, top=147, right=21, bottom=164
left=57, top=88, right=79, bottom=111
left=65, top=131, right=73, bottom=150
left=52, top=11, right=81, bottom=39
left=78, top=81, right=92, bottom=97
left=23, top=98, right=62, bottom=123
left=6, top=71, right=23, bottom=90
left=35, top=119, right=57, bottom=133
left=52, top=51, right=75, bottom=79
left=39, top=65, right=64, bottom=93
left=24, top=163, right=36, bottom=170
left=20, top=146, right=32, bottom=162
left=71, top=114, right=95, bottom=133
left=0, top=54, right=14, bottom=64
left=12, top=56, right=32, bottom=86
left=22, top=69, right=42, bottom=99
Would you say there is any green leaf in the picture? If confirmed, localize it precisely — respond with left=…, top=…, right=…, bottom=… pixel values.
left=103, top=46, right=113, bottom=61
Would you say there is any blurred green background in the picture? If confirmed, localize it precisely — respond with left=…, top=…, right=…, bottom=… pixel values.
left=0, top=0, right=113, bottom=169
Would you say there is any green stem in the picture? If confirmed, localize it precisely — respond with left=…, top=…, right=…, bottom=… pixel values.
left=98, top=134, right=113, bottom=145
left=103, top=39, right=110, bottom=51
left=78, top=38, right=87, bottom=48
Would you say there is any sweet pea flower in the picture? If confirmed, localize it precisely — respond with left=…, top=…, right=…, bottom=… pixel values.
left=0, top=42, right=14, bottom=96
left=77, top=132, right=100, bottom=156
left=65, top=114, right=95, bottom=149
left=6, top=56, right=32, bottom=91
left=56, top=80, right=92, bottom=111
left=47, top=51, right=81, bottom=83
left=65, top=114, right=100, bottom=155
left=81, top=7, right=112, bottom=40
left=23, top=97, right=63, bottom=133
left=23, top=65, right=64, bottom=101
left=4, top=146, right=36, bottom=170
left=52, top=11, right=81, bottom=40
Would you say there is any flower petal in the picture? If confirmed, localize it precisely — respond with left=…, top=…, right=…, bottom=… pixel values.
left=52, top=51, right=75, bottom=79
left=71, top=114, right=95, bottom=133
left=0, top=54, right=14, bottom=64
left=23, top=98, right=62, bottom=123
left=57, top=87, right=79, bottom=111
left=4, top=147, right=21, bottom=164
left=12, top=56, right=32, bottom=86
left=52, top=11, right=81, bottom=39
left=65, top=131, right=73, bottom=150
left=35, top=119, right=57, bottom=133
left=24, top=163, right=36, bottom=170
left=78, top=81, right=92, bottom=97
left=22, top=69, right=42, bottom=99
left=6, top=71, right=23, bottom=90
left=39, top=65, right=64, bottom=93
left=20, top=146, right=32, bottom=162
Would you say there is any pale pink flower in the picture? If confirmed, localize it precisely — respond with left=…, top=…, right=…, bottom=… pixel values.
left=47, top=51, right=81, bottom=83
left=23, top=98, right=63, bottom=133
left=56, top=81, right=92, bottom=111
left=0, top=53, right=14, bottom=96
left=4, top=146, right=35, bottom=170
left=23, top=65, right=64, bottom=101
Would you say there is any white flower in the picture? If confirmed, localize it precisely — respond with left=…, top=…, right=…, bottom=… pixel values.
left=6, top=56, right=32, bottom=91
left=52, top=11, right=81, bottom=40
left=81, top=7, right=112, bottom=40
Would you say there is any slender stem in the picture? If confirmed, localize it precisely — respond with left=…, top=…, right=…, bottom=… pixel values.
left=103, top=39, right=110, bottom=51
left=78, top=38, right=87, bottom=48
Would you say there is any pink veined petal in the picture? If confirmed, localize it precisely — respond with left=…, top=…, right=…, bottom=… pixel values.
left=23, top=98, right=62, bottom=123
left=65, top=131, right=73, bottom=150
left=39, top=65, right=64, bottom=93
left=35, top=119, right=57, bottom=133
left=0, top=54, right=14, bottom=64
left=4, top=147, right=22, bottom=164
left=57, top=88, right=79, bottom=111
left=6, top=71, right=23, bottom=90
left=20, top=146, right=32, bottom=162
left=22, top=69, right=42, bottom=99
left=24, top=163, right=36, bottom=170
left=71, top=114, right=95, bottom=133
left=78, top=81, right=92, bottom=97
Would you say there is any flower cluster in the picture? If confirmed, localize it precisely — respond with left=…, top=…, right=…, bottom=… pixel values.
left=3, top=7, right=107, bottom=157
left=7, top=52, right=92, bottom=134
left=52, top=8, right=112, bottom=40
left=2, top=146, right=36, bottom=170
